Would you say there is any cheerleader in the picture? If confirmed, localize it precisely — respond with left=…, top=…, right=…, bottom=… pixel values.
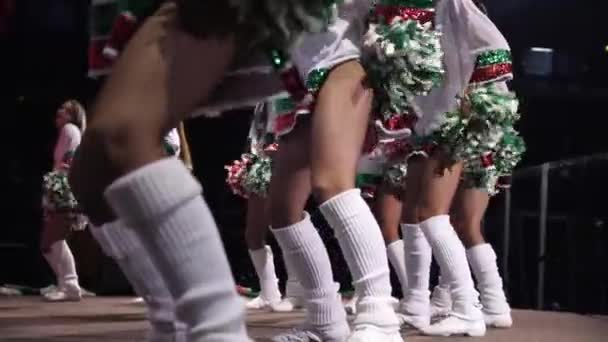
left=364, top=0, right=524, bottom=336
left=427, top=1, right=518, bottom=330
left=91, top=126, right=192, bottom=342
left=41, top=100, right=87, bottom=302
left=263, top=1, right=407, bottom=339
left=69, top=1, right=340, bottom=341
left=225, top=99, right=304, bottom=312
left=345, top=134, right=409, bottom=316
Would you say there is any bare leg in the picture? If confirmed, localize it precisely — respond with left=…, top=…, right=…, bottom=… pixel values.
left=245, top=194, right=270, bottom=251
left=374, top=187, right=408, bottom=298
left=270, top=119, right=350, bottom=340
left=397, top=157, right=433, bottom=328
left=451, top=187, right=489, bottom=249
left=69, top=5, right=247, bottom=340
left=374, top=187, right=404, bottom=244
left=411, top=156, right=485, bottom=336
left=452, top=188, right=512, bottom=328
left=312, top=61, right=401, bottom=338
left=71, top=3, right=236, bottom=223
left=245, top=194, right=295, bottom=311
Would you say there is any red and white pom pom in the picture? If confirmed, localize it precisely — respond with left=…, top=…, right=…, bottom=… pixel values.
left=103, top=12, right=138, bottom=61
left=224, top=154, right=253, bottom=198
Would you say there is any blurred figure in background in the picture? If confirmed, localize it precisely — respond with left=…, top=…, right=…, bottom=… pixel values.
left=40, top=100, right=87, bottom=302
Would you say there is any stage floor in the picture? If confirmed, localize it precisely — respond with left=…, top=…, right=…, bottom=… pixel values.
left=1, top=296, right=606, bottom=341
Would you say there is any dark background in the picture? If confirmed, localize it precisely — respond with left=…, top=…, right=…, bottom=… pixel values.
left=1, top=0, right=607, bottom=314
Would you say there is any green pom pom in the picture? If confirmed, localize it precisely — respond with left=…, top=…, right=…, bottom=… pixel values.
left=242, top=154, right=273, bottom=197
left=428, top=83, right=525, bottom=194
left=234, top=0, right=342, bottom=49
left=43, top=171, right=79, bottom=211
left=365, top=16, right=444, bottom=122
left=383, top=162, right=408, bottom=190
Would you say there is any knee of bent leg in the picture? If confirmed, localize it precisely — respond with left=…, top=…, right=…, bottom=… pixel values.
left=311, top=172, right=354, bottom=204
left=416, top=201, right=449, bottom=224
left=69, top=120, right=156, bottom=222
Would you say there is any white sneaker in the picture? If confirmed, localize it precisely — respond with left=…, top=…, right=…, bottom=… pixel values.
left=421, top=314, right=486, bottom=337
left=269, top=298, right=296, bottom=312
left=246, top=295, right=296, bottom=312
left=348, top=324, right=403, bottom=342
left=245, top=296, right=272, bottom=309
left=285, top=296, right=305, bottom=310
left=40, top=285, right=58, bottom=296
left=271, top=328, right=323, bottom=342
left=128, top=297, right=146, bottom=305
left=396, top=312, right=430, bottom=330
left=43, top=289, right=82, bottom=302
left=395, top=300, right=430, bottom=330
left=344, top=296, right=358, bottom=315
left=484, top=311, right=513, bottom=328
left=430, top=285, right=452, bottom=319
left=80, top=288, right=96, bottom=297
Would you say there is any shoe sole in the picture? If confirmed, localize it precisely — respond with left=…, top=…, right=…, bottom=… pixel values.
left=487, top=321, right=513, bottom=329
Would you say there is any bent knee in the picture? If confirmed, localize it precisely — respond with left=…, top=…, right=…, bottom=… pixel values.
left=311, top=174, right=354, bottom=204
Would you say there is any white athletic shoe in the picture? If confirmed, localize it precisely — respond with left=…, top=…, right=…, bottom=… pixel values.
left=128, top=297, right=146, bottom=305
left=396, top=312, right=430, bottom=330
left=395, top=300, right=430, bottom=330
left=421, top=314, right=486, bottom=337
left=43, top=290, right=82, bottom=302
left=348, top=324, right=403, bottom=342
left=246, top=296, right=272, bottom=309
left=40, top=285, right=58, bottom=296
left=269, top=298, right=297, bottom=312
left=43, top=284, right=82, bottom=302
left=285, top=296, right=305, bottom=310
left=80, top=288, right=96, bottom=297
left=430, top=285, right=452, bottom=319
left=484, top=311, right=513, bottom=328
left=246, top=296, right=297, bottom=312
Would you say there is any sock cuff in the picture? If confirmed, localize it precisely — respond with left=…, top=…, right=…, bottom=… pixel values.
left=386, top=239, right=404, bottom=251
left=104, top=158, right=201, bottom=226
left=271, top=212, right=315, bottom=250
left=318, top=188, right=366, bottom=227
left=401, top=223, right=425, bottom=240
left=248, top=245, right=271, bottom=256
left=89, top=225, right=114, bottom=257
left=400, top=223, right=420, bottom=230
left=419, top=214, right=450, bottom=228
left=104, top=221, right=143, bottom=260
left=466, top=243, right=496, bottom=264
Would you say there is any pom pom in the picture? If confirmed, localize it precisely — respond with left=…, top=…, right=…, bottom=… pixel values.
left=230, top=0, right=342, bottom=49
left=383, top=162, right=408, bottom=190
left=364, top=7, right=444, bottom=124
left=42, top=171, right=78, bottom=211
left=431, top=83, right=525, bottom=194
left=225, top=155, right=253, bottom=198
left=225, top=151, right=274, bottom=198
left=242, top=154, right=273, bottom=197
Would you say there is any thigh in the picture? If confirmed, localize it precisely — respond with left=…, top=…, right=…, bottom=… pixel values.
left=452, top=186, right=490, bottom=226
left=373, top=187, right=403, bottom=243
left=269, top=119, right=313, bottom=228
left=40, top=213, right=72, bottom=252
left=310, top=61, right=372, bottom=198
left=92, top=3, right=236, bottom=144
left=417, top=155, right=463, bottom=220
left=402, top=157, right=425, bottom=223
